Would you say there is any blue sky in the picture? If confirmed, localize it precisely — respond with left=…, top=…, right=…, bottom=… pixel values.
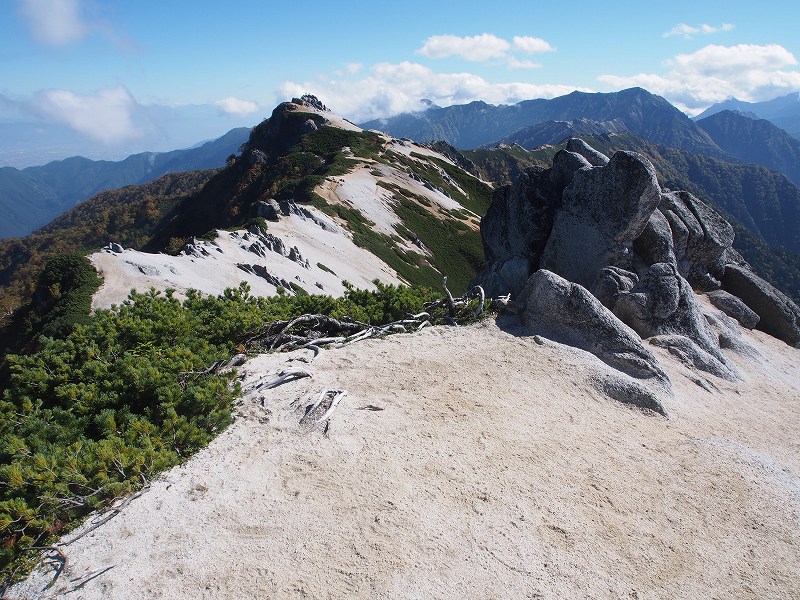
left=2, top=0, right=800, bottom=164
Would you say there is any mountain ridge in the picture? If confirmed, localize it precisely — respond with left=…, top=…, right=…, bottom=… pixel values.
left=697, top=110, right=800, bottom=186
left=696, top=92, right=800, bottom=140
left=361, top=87, right=726, bottom=158
left=0, top=127, right=250, bottom=240
left=0, top=96, right=493, bottom=321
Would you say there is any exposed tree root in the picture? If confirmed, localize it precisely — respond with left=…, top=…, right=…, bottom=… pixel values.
left=243, top=282, right=504, bottom=362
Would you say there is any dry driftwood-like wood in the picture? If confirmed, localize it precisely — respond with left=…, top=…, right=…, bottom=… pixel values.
left=60, top=485, right=149, bottom=547
left=258, top=367, right=313, bottom=390
left=300, top=388, right=348, bottom=426
left=315, top=390, right=347, bottom=424
left=268, top=314, right=362, bottom=350
left=242, top=280, right=502, bottom=360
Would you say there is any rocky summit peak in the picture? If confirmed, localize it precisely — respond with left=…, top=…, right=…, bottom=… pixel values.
left=472, top=137, right=800, bottom=413
left=292, top=94, right=328, bottom=112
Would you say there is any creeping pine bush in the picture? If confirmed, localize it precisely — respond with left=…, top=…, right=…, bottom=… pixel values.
left=0, top=280, right=446, bottom=582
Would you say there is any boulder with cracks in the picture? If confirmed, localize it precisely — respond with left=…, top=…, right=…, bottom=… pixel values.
left=519, top=270, right=670, bottom=414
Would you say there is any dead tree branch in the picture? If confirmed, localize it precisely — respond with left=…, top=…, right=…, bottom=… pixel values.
left=243, top=281, right=503, bottom=359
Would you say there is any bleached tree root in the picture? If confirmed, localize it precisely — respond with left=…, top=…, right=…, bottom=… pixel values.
left=300, top=389, right=348, bottom=429
left=250, top=367, right=313, bottom=392
left=241, top=280, right=509, bottom=361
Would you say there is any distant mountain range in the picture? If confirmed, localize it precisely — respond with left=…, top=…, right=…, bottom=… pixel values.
left=696, top=92, right=800, bottom=140
left=0, top=127, right=250, bottom=239
left=696, top=110, right=800, bottom=187
left=7, top=87, right=800, bottom=244
left=363, top=87, right=800, bottom=187
left=361, top=87, right=726, bottom=158
left=492, top=118, right=627, bottom=149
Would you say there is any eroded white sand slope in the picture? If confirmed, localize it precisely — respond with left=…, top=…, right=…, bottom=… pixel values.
left=13, top=319, right=800, bottom=599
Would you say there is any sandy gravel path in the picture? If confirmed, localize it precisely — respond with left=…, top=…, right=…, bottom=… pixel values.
left=11, top=320, right=800, bottom=599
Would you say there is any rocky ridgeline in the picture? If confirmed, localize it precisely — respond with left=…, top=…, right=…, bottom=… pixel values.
left=473, top=138, right=800, bottom=413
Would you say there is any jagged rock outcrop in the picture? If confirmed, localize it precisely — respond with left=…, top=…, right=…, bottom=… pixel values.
left=518, top=270, right=669, bottom=414
left=565, top=138, right=610, bottom=166
left=658, top=191, right=734, bottom=290
left=236, top=263, right=295, bottom=293
left=633, top=210, right=675, bottom=267
left=475, top=168, right=559, bottom=297
left=706, top=289, right=760, bottom=329
left=256, top=199, right=282, bottom=221
left=539, top=150, right=662, bottom=289
left=104, top=242, right=125, bottom=254
left=473, top=137, right=798, bottom=395
left=608, top=263, right=739, bottom=380
left=473, top=142, right=611, bottom=298
left=722, top=264, right=800, bottom=346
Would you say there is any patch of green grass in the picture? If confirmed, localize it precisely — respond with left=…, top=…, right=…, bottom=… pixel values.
left=308, top=194, right=441, bottom=288
left=289, top=282, right=309, bottom=296
left=272, top=128, right=387, bottom=204
left=197, top=230, right=218, bottom=241
left=410, top=152, right=493, bottom=215
left=316, top=262, right=337, bottom=276
left=391, top=195, right=484, bottom=294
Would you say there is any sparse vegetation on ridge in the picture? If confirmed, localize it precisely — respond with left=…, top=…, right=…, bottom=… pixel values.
left=0, top=279, right=491, bottom=584
left=0, top=170, right=216, bottom=322
left=455, top=136, right=800, bottom=303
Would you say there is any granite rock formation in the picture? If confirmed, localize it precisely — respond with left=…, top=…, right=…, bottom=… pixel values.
left=473, top=138, right=800, bottom=403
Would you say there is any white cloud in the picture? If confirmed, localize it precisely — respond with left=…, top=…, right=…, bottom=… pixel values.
left=598, top=44, right=800, bottom=113
left=417, top=34, right=511, bottom=61
left=32, top=86, right=141, bottom=142
left=513, top=36, right=555, bottom=54
left=17, top=0, right=89, bottom=46
left=345, top=63, right=363, bottom=75
left=214, top=96, right=259, bottom=116
left=280, top=61, right=590, bottom=122
left=663, top=22, right=735, bottom=39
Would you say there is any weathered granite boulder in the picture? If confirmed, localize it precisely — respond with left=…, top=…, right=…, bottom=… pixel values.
left=659, top=191, right=733, bottom=290
left=471, top=137, right=795, bottom=385
left=722, top=264, right=800, bottom=346
left=539, top=151, right=661, bottom=289
left=593, top=266, right=638, bottom=309
left=648, top=335, right=738, bottom=381
left=549, top=150, right=592, bottom=194
left=613, top=263, right=681, bottom=322
left=519, top=270, right=669, bottom=413
left=471, top=258, right=531, bottom=301
left=472, top=165, right=563, bottom=297
left=480, top=168, right=554, bottom=265
left=703, top=307, right=760, bottom=359
left=520, top=270, right=668, bottom=381
left=588, top=373, right=667, bottom=415
left=610, top=263, right=738, bottom=379
left=565, top=138, right=609, bottom=166
left=633, top=210, right=676, bottom=267
left=706, top=289, right=760, bottom=329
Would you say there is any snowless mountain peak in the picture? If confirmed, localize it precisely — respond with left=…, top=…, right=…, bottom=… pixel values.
left=90, top=99, right=489, bottom=307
